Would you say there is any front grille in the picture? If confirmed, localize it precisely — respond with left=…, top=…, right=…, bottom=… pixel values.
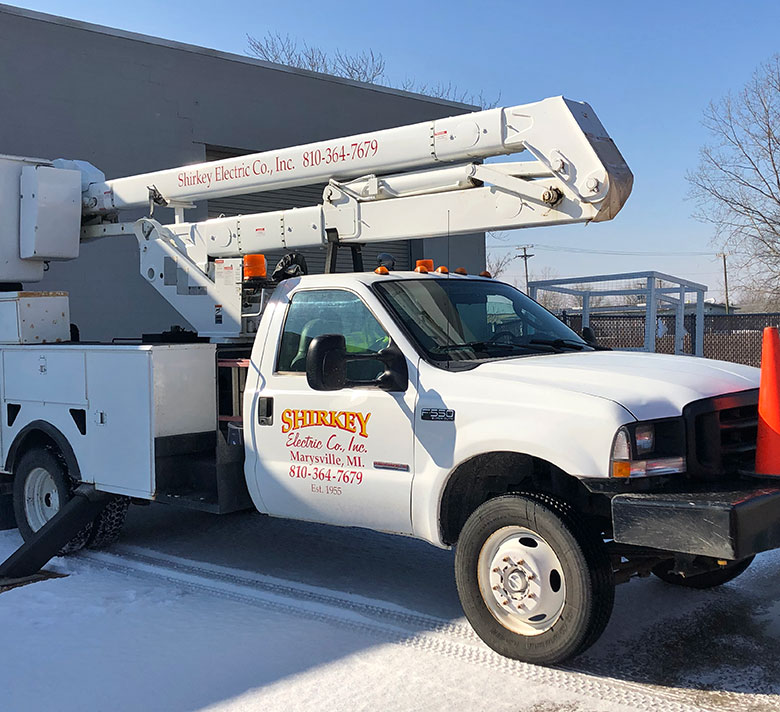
left=718, top=403, right=758, bottom=473
left=683, top=390, right=758, bottom=479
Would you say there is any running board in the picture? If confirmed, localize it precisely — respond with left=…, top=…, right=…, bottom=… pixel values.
left=0, top=485, right=113, bottom=582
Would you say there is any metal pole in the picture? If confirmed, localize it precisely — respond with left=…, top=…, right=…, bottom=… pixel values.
left=695, top=289, right=705, bottom=357
left=644, top=276, right=657, bottom=352
left=675, top=286, right=685, bottom=355
left=719, top=253, right=730, bottom=315
left=516, top=245, right=535, bottom=294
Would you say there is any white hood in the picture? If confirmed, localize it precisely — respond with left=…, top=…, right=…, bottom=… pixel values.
left=474, top=351, right=759, bottom=420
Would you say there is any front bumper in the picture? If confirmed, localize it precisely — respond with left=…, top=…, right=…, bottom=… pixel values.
left=611, top=484, right=780, bottom=559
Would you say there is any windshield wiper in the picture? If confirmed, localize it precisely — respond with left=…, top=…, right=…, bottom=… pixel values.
left=529, top=338, right=587, bottom=351
left=433, top=341, right=555, bottom=354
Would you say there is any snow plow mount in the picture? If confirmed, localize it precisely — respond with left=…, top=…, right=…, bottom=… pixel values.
left=612, top=484, right=780, bottom=560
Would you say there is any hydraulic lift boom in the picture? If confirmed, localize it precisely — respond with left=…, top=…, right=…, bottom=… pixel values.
left=6, top=96, right=633, bottom=340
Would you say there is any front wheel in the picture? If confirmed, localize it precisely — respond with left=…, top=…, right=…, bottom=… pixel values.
left=455, top=494, right=614, bottom=665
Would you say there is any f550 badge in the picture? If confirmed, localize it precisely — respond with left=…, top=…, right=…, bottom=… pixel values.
left=421, top=408, right=455, bottom=422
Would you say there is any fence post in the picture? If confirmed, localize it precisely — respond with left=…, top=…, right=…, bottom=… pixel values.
left=675, top=286, right=685, bottom=355
left=644, top=277, right=657, bottom=352
left=582, top=294, right=590, bottom=329
left=695, top=291, right=704, bottom=357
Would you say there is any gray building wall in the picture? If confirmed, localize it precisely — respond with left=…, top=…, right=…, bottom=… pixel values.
left=0, top=4, right=485, bottom=341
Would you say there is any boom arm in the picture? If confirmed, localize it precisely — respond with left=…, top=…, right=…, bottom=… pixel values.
left=82, top=96, right=632, bottom=223
left=4, top=95, right=632, bottom=341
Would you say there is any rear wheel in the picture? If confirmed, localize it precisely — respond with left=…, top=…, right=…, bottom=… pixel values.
left=12, top=446, right=129, bottom=554
left=455, top=493, right=614, bottom=665
left=86, top=496, right=130, bottom=549
left=13, top=447, right=92, bottom=553
left=651, top=556, right=754, bottom=589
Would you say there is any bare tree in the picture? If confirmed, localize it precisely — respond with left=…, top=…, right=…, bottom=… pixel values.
left=246, top=32, right=499, bottom=108
left=485, top=250, right=518, bottom=279
left=247, top=32, right=385, bottom=82
left=689, top=54, right=780, bottom=300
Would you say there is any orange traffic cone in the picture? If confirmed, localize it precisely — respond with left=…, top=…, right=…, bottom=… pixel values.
left=755, top=326, right=780, bottom=475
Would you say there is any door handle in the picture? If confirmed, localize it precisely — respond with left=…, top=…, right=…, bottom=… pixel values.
left=257, top=397, right=273, bottom=426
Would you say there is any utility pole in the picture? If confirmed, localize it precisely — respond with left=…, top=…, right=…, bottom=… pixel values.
left=717, top=252, right=730, bottom=314
left=517, top=245, right=535, bottom=294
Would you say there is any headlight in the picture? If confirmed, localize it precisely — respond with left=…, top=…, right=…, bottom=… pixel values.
left=610, top=419, right=686, bottom=478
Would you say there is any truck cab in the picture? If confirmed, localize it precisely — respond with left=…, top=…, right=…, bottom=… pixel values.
left=243, top=269, right=761, bottom=545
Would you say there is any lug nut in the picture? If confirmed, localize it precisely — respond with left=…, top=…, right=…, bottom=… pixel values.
left=492, top=585, right=500, bottom=591
left=492, top=567, right=500, bottom=573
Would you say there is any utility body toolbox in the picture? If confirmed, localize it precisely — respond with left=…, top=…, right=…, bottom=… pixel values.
left=0, top=343, right=247, bottom=506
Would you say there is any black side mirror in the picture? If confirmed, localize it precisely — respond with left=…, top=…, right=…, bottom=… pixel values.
left=374, top=345, right=408, bottom=392
left=581, top=326, right=611, bottom=350
left=306, top=334, right=408, bottom=392
left=306, top=334, right=347, bottom=391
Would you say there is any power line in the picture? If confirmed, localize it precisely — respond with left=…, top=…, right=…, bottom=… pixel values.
left=488, top=242, right=718, bottom=257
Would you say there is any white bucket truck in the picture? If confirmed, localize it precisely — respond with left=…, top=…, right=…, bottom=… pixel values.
left=0, top=97, right=776, bottom=665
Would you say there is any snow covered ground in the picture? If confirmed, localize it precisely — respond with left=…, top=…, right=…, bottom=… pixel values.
left=2, top=504, right=779, bottom=712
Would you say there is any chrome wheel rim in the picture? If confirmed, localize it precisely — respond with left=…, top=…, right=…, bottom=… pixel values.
left=477, top=526, right=566, bottom=636
left=23, top=467, right=60, bottom=532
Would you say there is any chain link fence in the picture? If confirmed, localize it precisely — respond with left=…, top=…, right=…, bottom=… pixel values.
left=557, top=312, right=780, bottom=367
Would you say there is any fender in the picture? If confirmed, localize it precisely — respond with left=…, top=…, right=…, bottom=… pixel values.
left=5, top=420, right=82, bottom=481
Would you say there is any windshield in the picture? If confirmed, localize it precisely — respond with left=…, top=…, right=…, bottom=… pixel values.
left=374, top=278, right=591, bottom=365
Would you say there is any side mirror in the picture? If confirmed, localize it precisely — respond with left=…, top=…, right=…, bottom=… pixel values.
left=581, top=326, right=611, bottom=351
left=306, top=334, right=409, bottom=392
left=374, top=345, right=408, bottom=392
left=306, top=334, right=347, bottom=391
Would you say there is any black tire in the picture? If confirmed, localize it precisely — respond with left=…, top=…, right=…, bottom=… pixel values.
left=12, top=447, right=92, bottom=554
left=86, top=496, right=130, bottom=549
left=651, top=556, right=754, bottom=589
left=455, top=493, right=614, bottom=665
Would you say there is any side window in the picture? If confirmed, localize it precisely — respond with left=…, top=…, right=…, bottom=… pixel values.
left=277, top=289, right=391, bottom=376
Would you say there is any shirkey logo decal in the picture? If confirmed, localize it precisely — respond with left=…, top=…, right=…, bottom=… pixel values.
left=281, top=409, right=371, bottom=438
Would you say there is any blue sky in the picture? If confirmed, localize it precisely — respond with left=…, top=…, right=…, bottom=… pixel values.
left=8, top=0, right=780, bottom=299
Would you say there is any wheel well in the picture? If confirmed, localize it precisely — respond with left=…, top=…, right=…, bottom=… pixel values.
left=6, top=422, right=81, bottom=481
left=439, top=451, right=602, bottom=545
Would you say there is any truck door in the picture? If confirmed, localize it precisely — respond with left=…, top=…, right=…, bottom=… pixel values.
left=248, top=287, right=417, bottom=534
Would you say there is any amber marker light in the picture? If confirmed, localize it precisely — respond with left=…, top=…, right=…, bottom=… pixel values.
left=374, top=265, right=390, bottom=275
left=454, top=267, right=468, bottom=275
left=416, top=259, right=434, bottom=271
left=612, top=461, right=631, bottom=478
left=435, top=266, right=449, bottom=274
left=479, top=270, right=492, bottom=278
left=243, top=254, right=267, bottom=280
